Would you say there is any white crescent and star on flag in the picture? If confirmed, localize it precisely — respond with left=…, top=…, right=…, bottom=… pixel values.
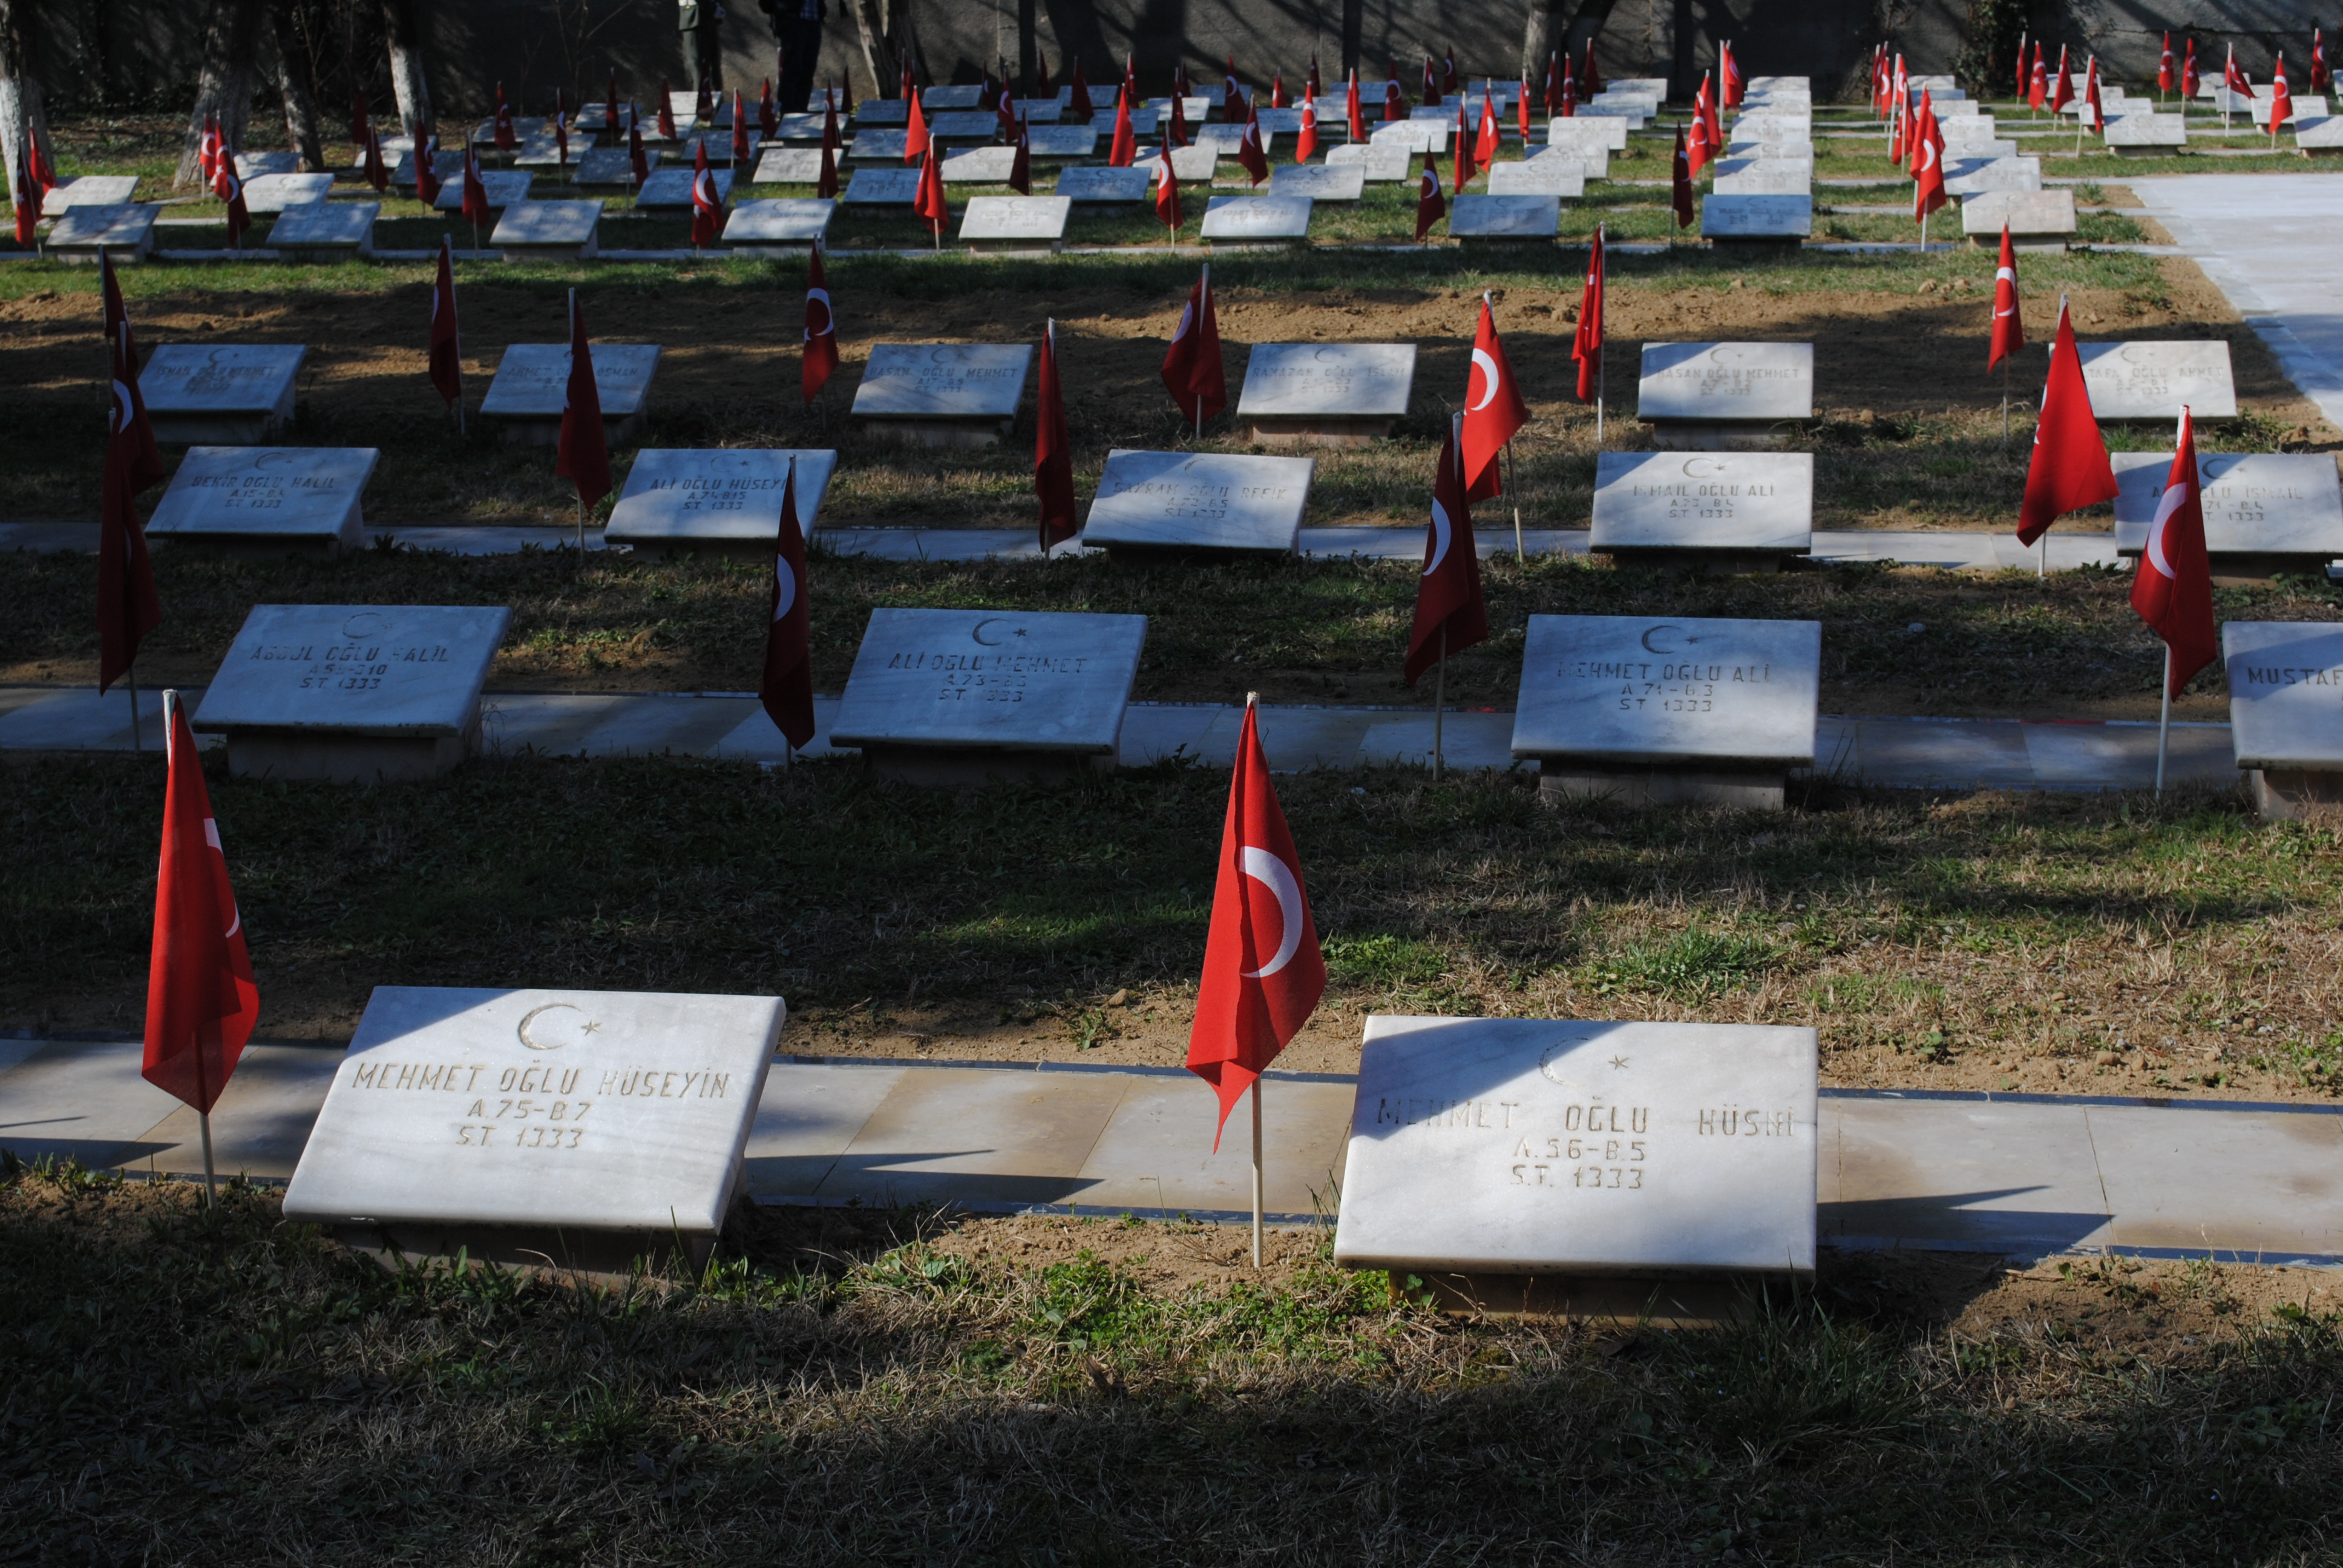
left=805, top=287, right=833, bottom=339
left=1238, top=846, right=1305, bottom=979
left=1468, top=348, right=1501, bottom=411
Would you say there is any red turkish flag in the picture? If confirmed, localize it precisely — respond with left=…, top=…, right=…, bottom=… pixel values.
left=759, top=79, right=778, bottom=137
left=1461, top=295, right=1525, bottom=501
left=1721, top=41, right=1743, bottom=105
left=759, top=460, right=816, bottom=750
left=2160, top=32, right=2175, bottom=92
left=1151, top=149, right=1182, bottom=230
left=143, top=700, right=259, bottom=1117
left=1346, top=68, right=1365, bottom=141
left=494, top=83, right=516, bottom=151
left=657, top=78, right=679, bottom=140
left=1573, top=223, right=1605, bottom=400
left=2030, top=54, right=2048, bottom=109
left=102, top=252, right=166, bottom=495
left=1167, top=92, right=1190, bottom=150
left=1035, top=319, right=1078, bottom=549
left=97, top=377, right=162, bottom=697
left=1474, top=93, right=1500, bottom=171
left=1561, top=56, right=1576, bottom=116
left=2082, top=57, right=2105, bottom=132
left=1185, top=702, right=1325, bottom=1146
left=2224, top=46, right=2249, bottom=96
left=2017, top=299, right=2119, bottom=546
left=905, top=93, right=930, bottom=164
left=459, top=146, right=491, bottom=228
left=1159, top=262, right=1225, bottom=422
left=1236, top=103, right=1270, bottom=185
left=1450, top=101, right=1475, bottom=191
left=1307, top=56, right=1321, bottom=101
left=1107, top=89, right=1137, bottom=165
left=1670, top=123, right=1694, bottom=227
left=2183, top=41, right=2200, bottom=98
left=2268, top=55, right=2294, bottom=132
left=1295, top=96, right=1319, bottom=163
left=555, top=290, right=612, bottom=512
left=1269, top=70, right=1286, bottom=109
left=1069, top=60, right=1093, bottom=119
left=362, top=128, right=388, bottom=192
left=1008, top=116, right=1032, bottom=194
left=732, top=90, right=751, bottom=164
left=428, top=236, right=463, bottom=409
left=816, top=134, right=839, bottom=197
left=2130, top=410, right=2218, bottom=697
left=1910, top=92, right=1947, bottom=220
left=415, top=134, right=444, bottom=205
left=1517, top=73, right=1533, bottom=142
left=212, top=165, right=251, bottom=249
left=1414, top=152, right=1446, bottom=240
left=821, top=88, right=842, bottom=152
left=802, top=240, right=839, bottom=403
left=690, top=140, right=724, bottom=247
left=913, top=143, right=948, bottom=235
left=350, top=90, right=372, bottom=149
left=1582, top=41, right=1604, bottom=95
left=1988, top=225, right=2024, bottom=372
left=1384, top=80, right=1406, bottom=123
left=12, top=142, right=38, bottom=247
left=2050, top=47, right=2073, bottom=111
left=2315, top=30, right=2330, bottom=92
left=1544, top=51, right=1561, bottom=116
left=628, top=119, right=649, bottom=187
left=1422, top=55, right=1438, bottom=106
left=1687, top=79, right=1717, bottom=177
left=1406, top=414, right=1488, bottom=686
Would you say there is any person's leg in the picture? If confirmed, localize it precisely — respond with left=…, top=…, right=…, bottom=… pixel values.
left=781, top=17, right=822, bottom=110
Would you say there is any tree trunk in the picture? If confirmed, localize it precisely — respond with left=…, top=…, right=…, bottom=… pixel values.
left=269, top=0, right=325, bottom=171
left=0, top=0, right=53, bottom=212
left=175, top=0, right=264, bottom=189
left=1522, top=0, right=1620, bottom=80
left=850, top=0, right=894, bottom=100
left=381, top=0, right=433, bottom=142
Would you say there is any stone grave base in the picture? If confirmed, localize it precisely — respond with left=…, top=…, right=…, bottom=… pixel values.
left=1539, top=764, right=1788, bottom=809
left=855, top=416, right=1012, bottom=448
left=1707, top=235, right=1805, bottom=256
left=149, top=525, right=362, bottom=556
left=2118, top=550, right=2339, bottom=585
left=225, top=725, right=476, bottom=783
left=1645, top=420, right=1797, bottom=451
left=1204, top=237, right=1305, bottom=252
left=859, top=743, right=1117, bottom=786
left=277, top=241, right=372, bottom=263
left=1244, top=416, right=1398, bottom=448
left=614, top=535, right=777, bottom=562
left=1403, top=1270, right=1803, bottom=1327
left=490, top=410, right=646, bottom=446
left=149, top=412, right=292, bottom=446
left=2250, top=768, right=2343, bottom=822
left=727, top=241, right=822, bottom=256
left=2111, top=145, right=2181, bottom=158
left=1456, top=235, right=1558, bottom=250
left=1596, top=546, right=1805, bottom=575
left=333, top=1221, right=715, bottom=1278
left=965, top=237, right=1064, bottom=255
left=49, top=241, right=154, bottom=265
left=501, top=236, right=599, bottom=262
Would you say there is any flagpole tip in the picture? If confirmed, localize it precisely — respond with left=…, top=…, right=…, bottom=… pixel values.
left=1245, top=690, right=1259, bottom=708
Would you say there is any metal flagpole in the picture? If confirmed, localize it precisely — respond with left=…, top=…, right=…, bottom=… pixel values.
left=577, top=499, right=586, bottom=551
left=1596, top=345, right=1605, bottom=447
left=2002, top=359, right=2010, bottom=444
left=1432, top=624, right=1446, bottom=780
left=1198, top=261, right=1209, bottom=440
left=127, top=665, right=142, bottom=752
left=2155, top=644, right=2173, bottom=794
left=1250, top=1077, right=1264, bottom=1267
left=1507, top=443, right=1522, bottom=561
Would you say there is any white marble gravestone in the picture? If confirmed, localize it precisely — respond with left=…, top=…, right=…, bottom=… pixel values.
left=2111, top=452, right=2343, bottom=575
left=957, top=195, right=1070, bottom=250
left=572, top=147, right=647, bottom=187
left=1510, top=613, right=1823, bottom=806
left=493, top=200, right=603, bottom=261
left=146, top=447, right=379, bottom=549
left=1080, top=450, right=1316, bottom=554
left=1703, top=193, right=1812, bottom=241
left=1547, top=117, right=1628, bottom=151
left=927, top=111, right=1000, bottom=141
left=1138, top=145, right=1217, bottom=181
left=139, top=345, right=306, bottom=443
left=45, top=203, right=157, bottom=264
left=1201, top=195, right=1312, bottom=243
left=267, top=200, right=377, bottom=261
left=2295, top=116, right=2343, bottom=152
left=1024, top=125, right=1098, bottom=158
left=282, top=985, right=785, bottom=1270
left=1007, top=99, right=1063, bottom=122
left=2224, top=622, right=2343, bottom=818
left=1637, top=342, right=1814, bottom=448
left=1960, top=188, right=2074, bottom=240
left=1055, top=165, right=1150, bottom=202
left=1333, top=1015, right=1818, bottom=1316
left=1530, top=144, right=1608, bottom=178
left=723, top=198, right=835, bottom=251
left=941, top=145, right=1018, bottom=183
left=827, top=607, right=1149, bottom=783
left=2075, top=341, right=2237, bottom=420
left=234, top=152, right=299, bottom=178
left=677, top=130, right=762, bottom=163
left=1712, top=162, right=1810, bottom=196
left=238, top=172, right=333, bottom=213
left=847, top=129, right=908, bottom=163
left=851, top=342, right=1033, bottom=445
left=843, top=167, right=918, bottom=204
left=2105, top=113, right=2187, bottom=154
left=393, top=149, right=465, bottom=187
left=479, top=343, right=661, bottom=445
left=1486, top=160, right=1586, bottom=197
left=1270, top=163, right=1366, bottom=200
left=1372, top=120, right=1450, bottom=153
left=753, top=147, right=827, bottom=183
left=1450, top=193, right=1562, bottom=243
left=922, top=85, right=984, bottom=109
left=43, top=175, right=139, bottom=211
left=1944, top=156, right=2040, bottom=196
left=191, top=603, right=512, bottom=781
left=1590, top=452, right=1814, bottom=570
left=856, top=99, right=909, bottom=125
left=432, top=170, right=531, bottom=211
left=634, top=167, right=732, bottom=209
left=605, top=448, right=837, bottom=554
left=1234, top=344, right=1415, bottom=445
left=1325, top=142, right=1411, bottom=180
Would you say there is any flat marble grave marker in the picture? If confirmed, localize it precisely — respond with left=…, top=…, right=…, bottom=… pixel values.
left=1024, top=125, right=1098, bottom=158
left=928, top=111, right=999, bottom=140
left=431, top=170, right=531, bottom=211
left=45, top=174, right=139, bottom=209
left=827, top=607, right=1148, bottom=784
left=1590, top=452, right=1814, bottom=571
left=851, top=342, right=1032, bottom=446
left=1702, top=193, right=1812, bottom=242
left=942, top=146, right=1018, bottom=183
left=145, top=446, right=379, bottom=549
left=2112, top=452, right=2343, bottom=577
left=1333, top=1014, right=1818, bottom=1322
left=479, top=343, right=661, bottom=445
left=958, top=195, right=1070, bottom=250
left=1372, top=121, right=1450, bottom=153
left=606, top=448, right=839, bottom=554
left=266, top=200, right=377, bottom=261
left=1324, top=143, right=1411, bottom=181
left=848, top=129, right=908, bottom=162
left=753, top=147, right=826, bottom=183
left=634, top=168, right=732, bottom=209
left=1055, top=166, right=1150, bottom=203
left=922, top=85, right=984, bottom=109
left=2224, top=621, right=2343, bottom=818
left=2076, top=341, right=2237, bottom=420
left=191, top=603, right=512, bottom=781
left=234, top=151, right=300, bottom=178
left=238, top=172, right=333, bottom=213
left=1960, top=188, right=2074, bottom=240
left=139, top=345, right=306, bottom=443
left=1637, top=342, right=1815, bottom=449
left=392, top=149, right=465, bottom=187
left=2105, top=113, right=2187, bottom=153
left=1944, top=156, right=2039, bottom=196
left=1712, top=162, right=1811, bottom=197
left=572, top=147, right=646, bottom=186
left=1079, top=449, right=1316, bottom=555
left=2296, top=116, right=2343, bottom=152
left=493, top=200, right=603, bottom=261
left=843, top=167, right=918, bottom=205
left=1269, top=163, right=1366, bottom=201
left=1510, top=613, right=1823, bottom=807
left=45, top=203, right=157, bottom=263
left=723, top=198, right=834, bottom=251
left=1547, top=117, right=1628, bottom=151
left=856, top=99, right=909, bottom=125
left=1235, top=343, right=1416, bottom=445
left=1485, top=160, right=1585, bottom=197
left=1200, top=195, right=1312, bottom=243
left=1450, top=193, right=1561, bottom=242
left=281, top=985, right=785, bottom=1271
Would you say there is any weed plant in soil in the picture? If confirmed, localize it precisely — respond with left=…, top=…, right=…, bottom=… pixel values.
left=4, top=1168, right=2341, bottom=1566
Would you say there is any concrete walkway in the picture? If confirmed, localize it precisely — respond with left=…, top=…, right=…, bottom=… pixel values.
left=2, top=1037, right=2336, bottom=1264
left=0, top=684, right=2240, bottom=791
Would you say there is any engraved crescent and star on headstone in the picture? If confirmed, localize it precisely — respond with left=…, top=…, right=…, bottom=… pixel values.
left=516, top=1002, right=602, bottom=1050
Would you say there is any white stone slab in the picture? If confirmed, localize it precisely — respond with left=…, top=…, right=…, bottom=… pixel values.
left=1529, top=145, right=1608, bottom=179
left=267, top=200, right=376, bottom=257
left=1712, top=162, right=1810, bottom=196
left=1590, top=452, right=1814, bottom=555
left=2227, top=622, right=2343, bottom=769
left=573, top=147, right=647, bottom=186
left=1332, top=1015, right=1818, bottom=1276
left=677, top=130, right=762, bottom=162
left=1961, top=188, right=2074, bottom=238
left=431, top=170, right=531, bottom=210
left=848, top=129, right=907, bottom=161
left=754, top=147, right=827, bottom=182
left=1485, top=160, right=1584, bottom=197
left=2111, top=452, right=2343, bottom=559
left=828, top=607, right=1147, bottom=756
left=46, top=174, right=139, bottom=209
left=45, top=203, right=157, bottom=260
left=1236, top=344, right=1415, bottom=419
left=281, top=986, right=784, bottom=1238
left=1139, top=145, right=1217, bottom=181
left=238, top=172, right=333, bottom=213
left=1080, top=449, right=1315, bottom=554
left=1192, top=122, right=1248, bottom=149
left=2295, top=115, right=2343, bottom=149
left=1372, top=120, right=1450, bottom=153
left=146, top=446, right=378, bottom=546
left=2105, top=113, right=2186, bottom=148
left=1008, top=99, right=1063, bottom=122
left=1324, top=142, right=1412, bottom=180
left=844, top=167, right=918, bottom=204
left=1512, top=613, right=1822, bottom=769
left=942, top=145, right=1018, bottom=183
left=493, top=200, right=602, bottom=257
left=853, top=342, right=1031, bottom=420
left=856, top=99, right=909, bottom=125
left=1730, top=115, right=1811, bottom=142
left=723, top=197, right=834, bottom=247
left=1637, top=342, right=1814, bottom=425
left=1547, top=116, right=1628, bottom=151
left=1702, top=194, right=1812, bottom=238
left=234, top=151, right=300, bottom=178
left=927, top=111, right=999, bottom=140
left=1609, top=77, right=1670, bottom=97
left=1269, top=163, right=1365, bottom=200
left=1450, top=193, right=1561, bottom=238
left=392, top=149, right=464, bottom=186
left=773, top=111, right=833, bottom=141
left=634, top=167, right=732, bottom=209
left=922, top=85, right=983, bottom=109
left=1055, top=165, right=1150, bottom=202
left=480, top=343, right=660, bottom=419
left=1201, top=195, right=1311, bottom=240
left=1944, top=155, right=2040, bottom=196
left=606, top=448, right=837, bottom=544
left=192, top=604, right=511, bottom=737
left=139, top=345, right=304, bottom=441
left=1025, top=125, right=1098, bottom=157
left=1747, top=76, right=1809, bottom=92
left=2075, top=341, right=2237, bottom=420
left=1253, top=108, right=1305, bottom=134
left=511, top=135, right=569, bottom=169
left=958, top=195, right=1069, bottom=243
